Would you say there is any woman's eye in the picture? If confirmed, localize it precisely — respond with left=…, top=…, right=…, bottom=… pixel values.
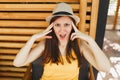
left=64, top=23, right=70, bottom=27
left=55, top=24, right=60, bottom=27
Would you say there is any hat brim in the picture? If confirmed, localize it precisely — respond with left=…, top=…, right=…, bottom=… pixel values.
left=46, top=14, right=80, bottom=24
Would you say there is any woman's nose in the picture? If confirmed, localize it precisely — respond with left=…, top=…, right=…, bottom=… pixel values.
left=59, top=26, right=65, bottom=32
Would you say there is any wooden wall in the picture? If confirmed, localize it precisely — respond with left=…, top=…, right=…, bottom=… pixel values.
left=0, top=0, right=99, bottom=80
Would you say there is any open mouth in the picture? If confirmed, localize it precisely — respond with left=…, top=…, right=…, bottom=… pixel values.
left=59, top=34, right=66, bottom=39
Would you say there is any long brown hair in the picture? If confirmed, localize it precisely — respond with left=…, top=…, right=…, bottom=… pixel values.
left=41, top=16, right=82, bottom=67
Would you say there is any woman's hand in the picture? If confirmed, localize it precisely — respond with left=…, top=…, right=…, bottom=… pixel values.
left=32, top=23, right=53, bottom=40
left=70, top=22, right=92, bottom=41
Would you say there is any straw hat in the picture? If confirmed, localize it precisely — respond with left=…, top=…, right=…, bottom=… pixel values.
left=46, top=2, right=80, bottom=24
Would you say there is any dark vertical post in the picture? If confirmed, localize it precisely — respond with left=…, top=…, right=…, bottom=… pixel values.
left=94, top=0, right=110, bottom=80
left=95, top=0, right=109, bottom=48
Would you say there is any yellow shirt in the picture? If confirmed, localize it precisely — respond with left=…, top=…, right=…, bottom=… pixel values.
left=40, top=56, right=79, bottom=80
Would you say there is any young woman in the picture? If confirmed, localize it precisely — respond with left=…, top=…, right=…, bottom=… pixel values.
left=13, top=2, right=111, bottom=80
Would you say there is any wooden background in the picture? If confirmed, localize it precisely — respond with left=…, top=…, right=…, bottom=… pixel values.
left=0, top=0, right=99, bottom=80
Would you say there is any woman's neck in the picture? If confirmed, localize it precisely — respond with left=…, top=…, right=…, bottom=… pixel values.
left=59, top=41, right=68, bottom=56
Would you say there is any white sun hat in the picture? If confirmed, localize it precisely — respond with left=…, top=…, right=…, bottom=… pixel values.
left=46, top=2, right=80, bottom=24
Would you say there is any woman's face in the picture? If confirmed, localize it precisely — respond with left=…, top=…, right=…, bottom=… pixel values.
left=53, top=16, right=73, bottom=42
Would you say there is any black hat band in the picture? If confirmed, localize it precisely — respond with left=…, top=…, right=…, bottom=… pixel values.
left=53, top=11, right=72, bottom=15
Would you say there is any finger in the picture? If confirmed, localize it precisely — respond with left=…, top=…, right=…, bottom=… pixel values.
left=70, top=34, right=77, bottom=41
left=39, top=36, right=52, bottom=40
left=44, top=30, right=52, bottom=35
left=43, top=36, right=52, bottom=39
left=45, top=23, right=53, bottom=31
left=72, top=22, right=78, bottom=32
left=70, top=33, right=76, bottom=41
left=71, top=36, right=77, bottom=41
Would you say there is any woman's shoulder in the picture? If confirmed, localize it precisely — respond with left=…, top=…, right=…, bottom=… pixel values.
left=38, top=40, right=45, bottom=45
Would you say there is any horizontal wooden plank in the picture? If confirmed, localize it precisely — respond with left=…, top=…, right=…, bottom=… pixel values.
left=0, top=55, right=15, bottom=60
left=0, top=42, right=36, bottom=48
left=0, top=28, right=43, bottom=34
left=0, top=20, right=90, bottom=28
left=87, top=7, right=91, bottom=12
left=0, top=4, right=79, bottom=11
left=0, top=13, right=49, bottom=19
left=0, top=60, right=29, bottom=67
left=0, top=35, right=42, bottom=43
left=0, top=0, right=79, bottom=2
left=0, top=4, right=92, bottom=12
left=0, top=72, right=24, bottom=77
left=0, top=61, right=14, bottom=66
left=0, top=12, right=91, bottom=20
left=0, top=61, right=29, bottom=67
left=86, top=15, right=91, bottom=20
left=0, top=49, right=19, bottom=54
left=0, top=13, right=80, bottom=20
left=0, top=66, right=26, bottom=72
left=0, top=35, right=30, bottom=41
left=0, top=21, right=48, bottom=27
left=0, top=77, right=22, bottom=80
left=85, top=24, right=90, bottom=29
